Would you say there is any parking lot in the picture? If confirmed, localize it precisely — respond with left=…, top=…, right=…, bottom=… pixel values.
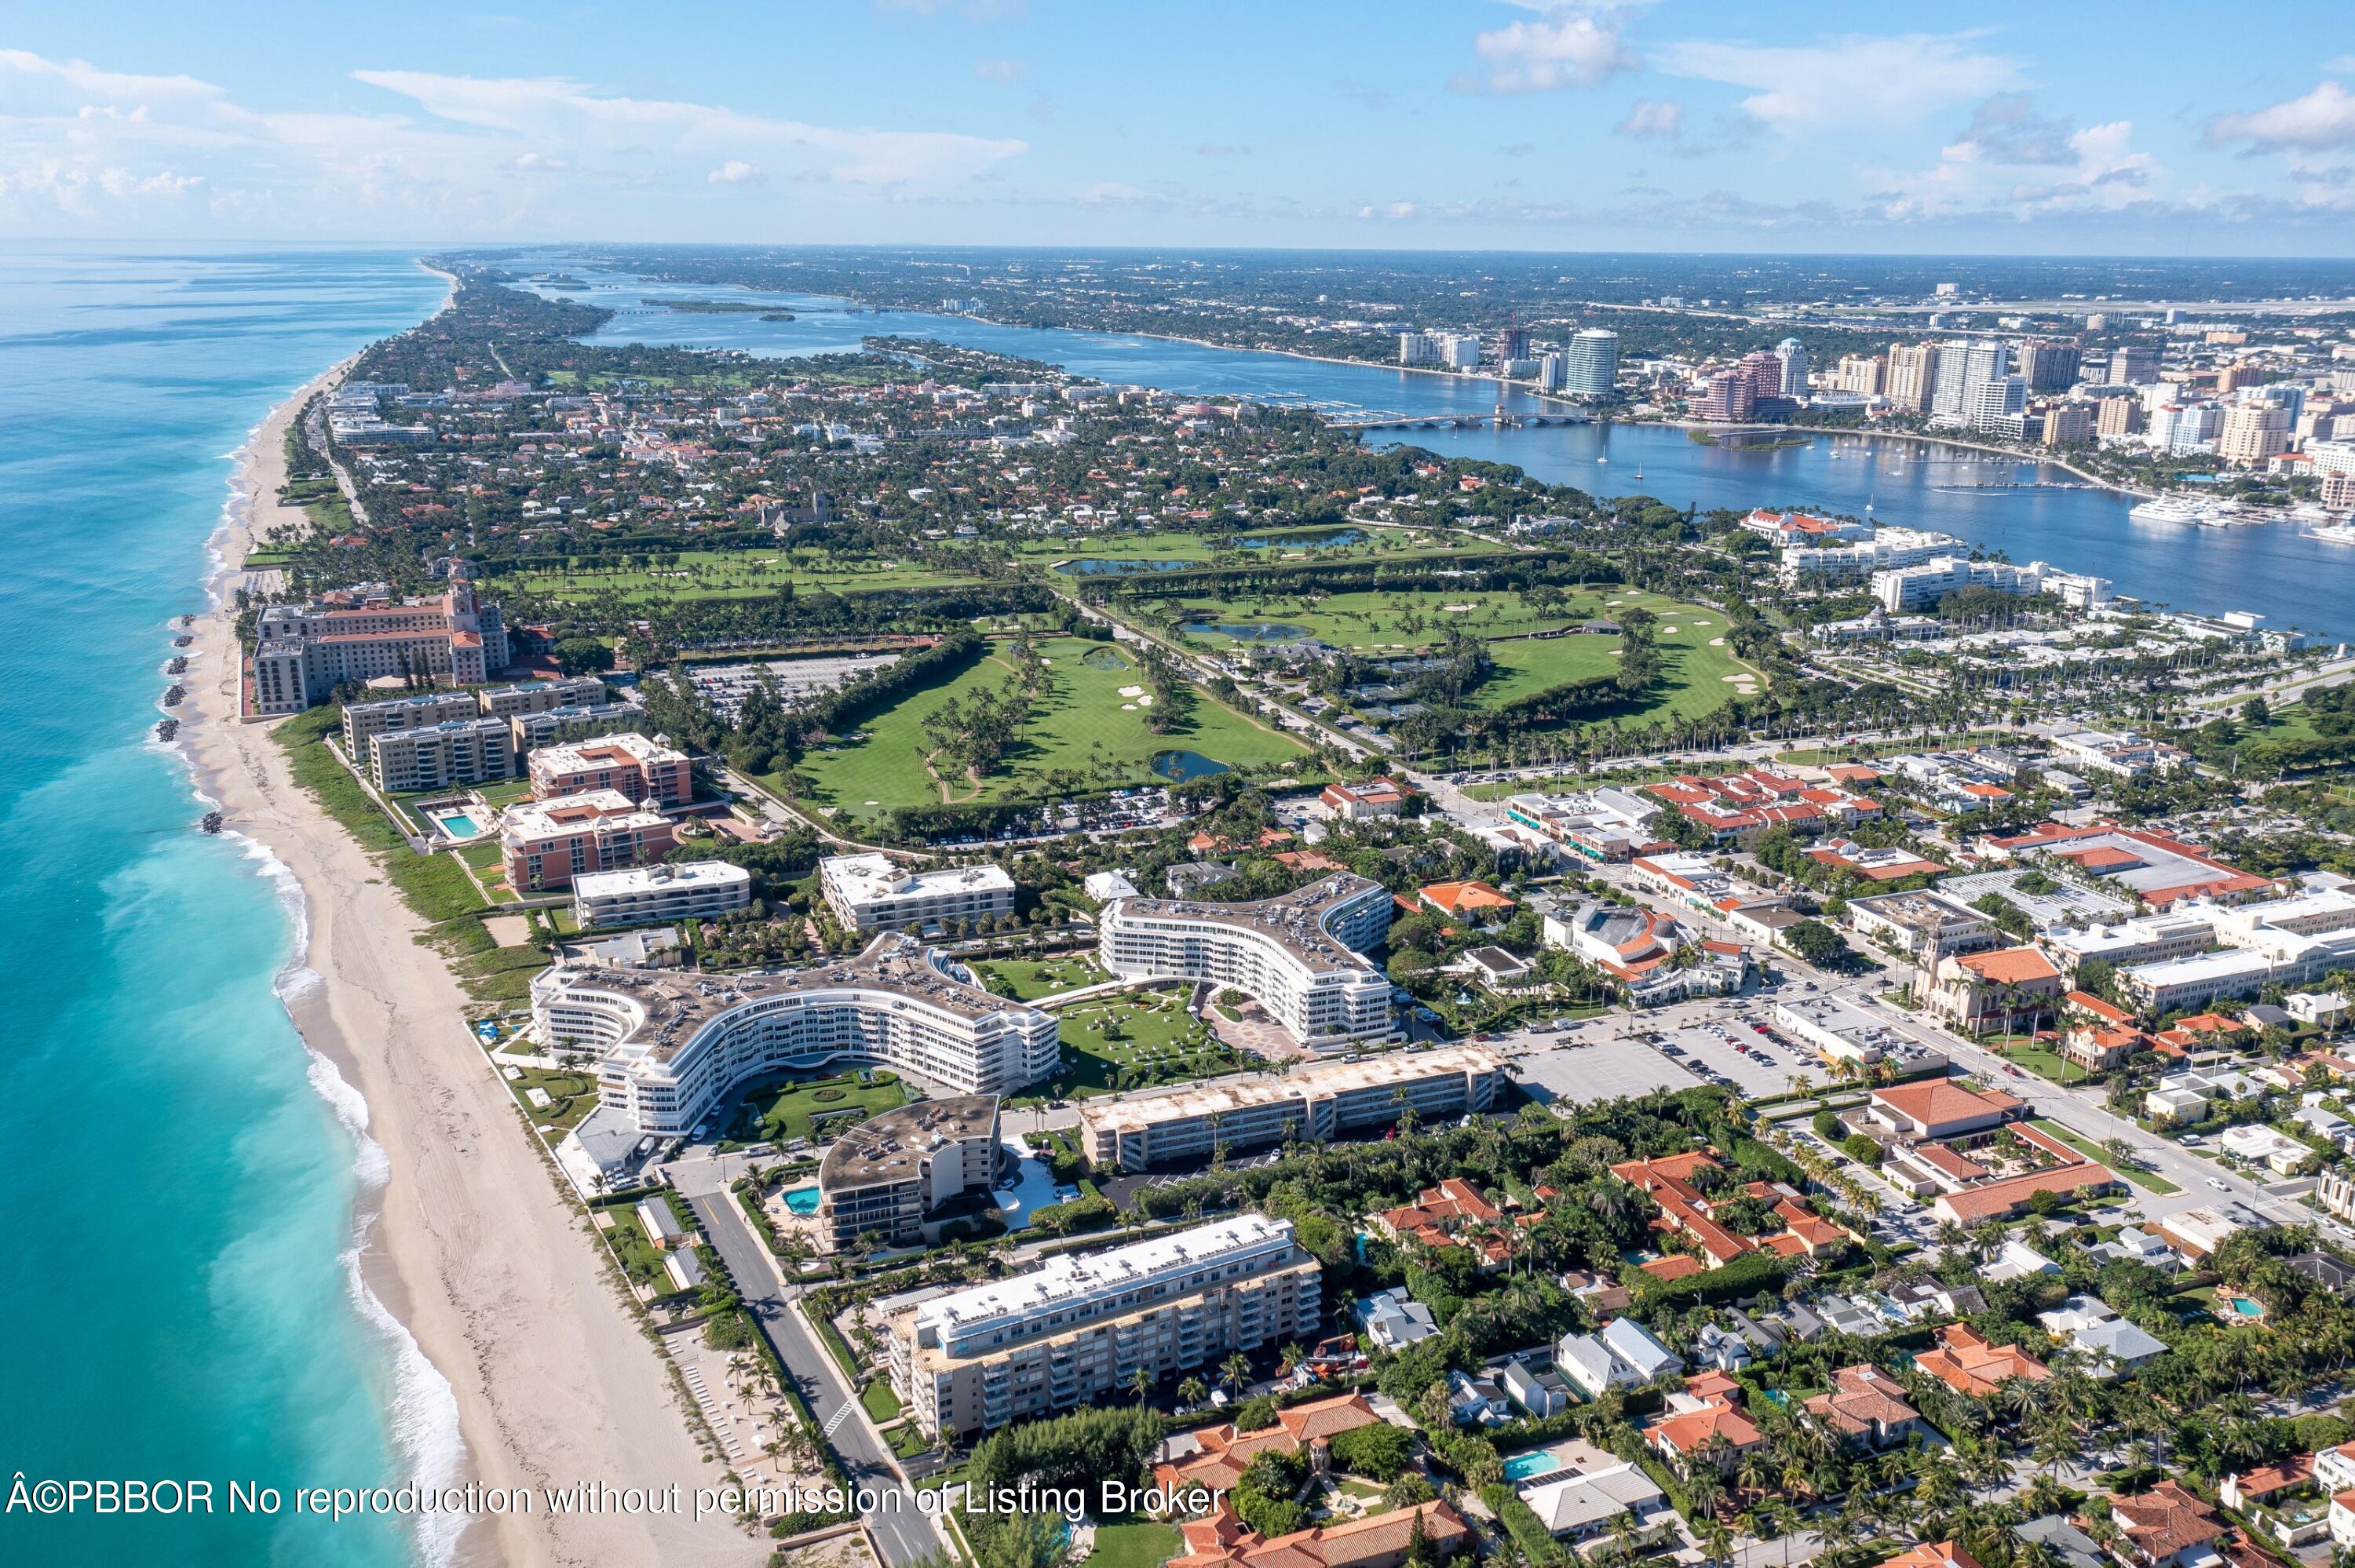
left=1649, top=1016, right=1803, bottom=1099
left=1514, top=1009, right=1802, bottom=1107
left=1517, top=1034, right=1692, bottom=1104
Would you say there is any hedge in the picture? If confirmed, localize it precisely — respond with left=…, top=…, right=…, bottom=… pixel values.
left=1630, top=1249, right=1788, bottom=1309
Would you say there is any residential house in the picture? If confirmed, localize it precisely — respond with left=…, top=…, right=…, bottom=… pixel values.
left=1168, top=1497, right=1471, bottom=1568
left=2107, top=1480, right=2226, bottom=1568
left=1152, top=1393, right=1385, bottom=1499
left=1805, top=1363, right=1923, bottom=1449
left=1354, top=1288, right=1438, bottom=1351
left=1447, top=1369, right=1509, bottom=1426
left=1913, top=1323, right=2050, bottom=1398
left=1500, top=1358, right=1574, bottom=1419
left=1878, top=1543, right=1984, bottom=1568
left=2033, top=1295, right=2169, bottom=1371
left=1644, top=1372, right=1762, bottom=1471
left=1520, top=1459, right=1670, bottom=1544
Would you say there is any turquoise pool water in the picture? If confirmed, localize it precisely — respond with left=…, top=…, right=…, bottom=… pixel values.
left=783, top=1186, right=821, bottom=1216
left=1502, top=1450, right=1562, bottom=1482
left=431, top=811, right=481, bottom=838
left=2233, top=1297, right=2265, bottom=1316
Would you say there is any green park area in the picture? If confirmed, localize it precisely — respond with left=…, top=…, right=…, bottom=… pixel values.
left=1013, top=990, right=1240, bottom=1104
left=789, top=634, right=1317, bottom=822
left=507, top=1067, right=601, bottom=1136
left=498, top=548, right=987, bottom=607
left=1017, top=524, right=1466, bottom=573
left=728, top=1070, right=909, bottom=1143
left=1174, top=585, right=1763, bottom=720
left=973, top=954, right=1112, bottom=1001
left=1084, top=1522, right=1182, bottom=1568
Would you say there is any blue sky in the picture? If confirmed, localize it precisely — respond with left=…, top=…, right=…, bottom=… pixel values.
left=5, top=1, right=2353, bottom=253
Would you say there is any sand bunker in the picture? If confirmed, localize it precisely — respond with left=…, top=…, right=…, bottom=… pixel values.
left=1709, top=636, right=1726, bottom=647
left=1121, top=703, right=1137, bottom=710
left=1137, top=693, right=1156, bottom=706
left=1118, top=685, right=1145, bottom=698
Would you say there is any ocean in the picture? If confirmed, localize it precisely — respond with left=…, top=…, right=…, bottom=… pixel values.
left=0, top=245, right=449, bottom=1566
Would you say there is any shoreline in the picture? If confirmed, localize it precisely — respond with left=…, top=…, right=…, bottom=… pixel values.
left=179, top=269, right=753, bottom=1568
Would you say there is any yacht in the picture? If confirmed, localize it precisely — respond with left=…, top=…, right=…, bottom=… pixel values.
left=2308, top=522, right=2355, bottom=545
left=2128, top=496, right=2209, bottom=526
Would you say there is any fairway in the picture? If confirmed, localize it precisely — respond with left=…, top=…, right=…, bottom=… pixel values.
left=1176, top=585, right=1763, bottom=720
left=790, top=634, right=1317, bottom=821
left=500, top=549, right=986, bottom=606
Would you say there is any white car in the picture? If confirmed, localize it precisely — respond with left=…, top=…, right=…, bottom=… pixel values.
left=2205, top=1176, right=2229, bottom=1191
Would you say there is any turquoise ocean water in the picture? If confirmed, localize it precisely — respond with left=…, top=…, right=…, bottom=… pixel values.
left=0, top=246, right=448, bottom=1566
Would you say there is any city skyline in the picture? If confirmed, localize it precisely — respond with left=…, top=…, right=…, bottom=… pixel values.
left=4, top=0, right=2354, bottom=253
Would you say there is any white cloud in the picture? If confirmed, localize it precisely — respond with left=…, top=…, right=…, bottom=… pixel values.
left=1460, top=4, right=1638, bottom=93
left=2210, top=80, right=2355, bottom=152
left=1615, top=100, right=1684, bottom=140
left=973, top=57, right=1028, bottom=83
left=0, top=48, right=1028, bottom=235
left=1875, top=116, right=2160, bottom=221
left=1657, top=32, right=2019, bottom=135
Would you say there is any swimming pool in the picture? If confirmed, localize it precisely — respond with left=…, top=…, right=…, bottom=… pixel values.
left=2231, top=1296, right=2265, bottom=1317
left=783, top=1186, right=821, bottom=1216
left=431, top=809, right=482, bottom=839
left=1502, top=1449, right=1565, bottom=1483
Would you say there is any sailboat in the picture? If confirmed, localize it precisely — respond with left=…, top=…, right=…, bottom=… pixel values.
left=1597, top=454, right=1608, bottom=465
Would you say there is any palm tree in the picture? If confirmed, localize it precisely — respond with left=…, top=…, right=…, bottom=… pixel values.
left=1221, top=1351, right=1253, bottom=1393
left=1130, top=1366, right=1155, bottom=1406
left=1178, top=1375, right=1208, bottom=1409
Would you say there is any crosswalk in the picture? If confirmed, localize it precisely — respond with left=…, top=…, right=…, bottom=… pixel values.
left=822, top=1398, right=857, bottom=1437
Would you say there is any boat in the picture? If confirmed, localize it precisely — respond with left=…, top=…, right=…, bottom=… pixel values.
left=1597, top=455, right=1608, bottom=464
left=2307, top=523, right=2355, bottom=545
left=2128, top=497, right=2210, bottom=526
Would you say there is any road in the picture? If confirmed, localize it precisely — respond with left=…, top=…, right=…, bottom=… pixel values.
left=684, top=1189, right=946, bottom=1568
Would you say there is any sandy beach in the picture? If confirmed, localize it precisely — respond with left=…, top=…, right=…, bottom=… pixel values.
left=182, top=350, right=758, bottom=1567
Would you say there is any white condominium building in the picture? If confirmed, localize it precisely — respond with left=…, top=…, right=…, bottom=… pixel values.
left=531, top=932, right=1058, bottom=1139
left=341, top=691, right=477, bottom=755
left=476, top=674, right=608, bottom=720
left=1777, top=527, right=1962, bottom=587
left=571, top=861, right=753, bottom=929
left=1098, top=873, right=1396, bottom=1049
left=889, top=1215, right=1323, bottom=1439
left=366, top=717, right=514, bottom=793
left=1870, top=556, right=2112, bottom=613
left=816, top=1095, right=1000, bottom=1253
left=1078, top=1045, right=1506, bottom=1172
left=251, top=580, right=509, bottom=715
left=820, top=852, right=1017, bottom=933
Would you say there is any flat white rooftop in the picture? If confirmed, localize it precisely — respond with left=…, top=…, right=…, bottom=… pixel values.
left=822, top=851, right=1014, bottom=903
left=1079, top=1045, right=1502, bottom=1133
left=574, top=862, right=750, bottom=897
left=915, top=1214, right=1294, bottom=1336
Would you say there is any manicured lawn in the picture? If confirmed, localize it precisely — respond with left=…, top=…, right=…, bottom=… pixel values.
left=1176, top=585, right=1762, bottom=722
left=593, top=1201, right=677, bottom=1293
left=2031, top=1118, right=2181, bottom=1194
left=1086, top=1522, right=1182, bottom=1568
left=508, top=1067, right=601, bottom=1134
left=272, top=707, right=487, bottom=924
left=731, top=1070, right=910, bottom=1143
left=503, top=549, right=985, bottom=606
left=790, top=635, right=1316, bottom=822
left=973, top=955, right=1112, bottom=1001
left=1026, top=992, right=1243, bottom=1102
left=888, top=1423, right=933, bottom=1460
left=1997, top=1042, right=2098, bottom=1086
left=860, top=1380, right=902, bottom=1423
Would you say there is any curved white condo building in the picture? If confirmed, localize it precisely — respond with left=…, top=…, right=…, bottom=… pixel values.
left=531, top=933, right=1060, bottom=1138
left=1098, top=873, right=1397, bottom=1048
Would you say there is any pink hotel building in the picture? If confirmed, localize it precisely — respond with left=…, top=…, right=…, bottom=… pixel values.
left=251, top=580, right=510, bottom=715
